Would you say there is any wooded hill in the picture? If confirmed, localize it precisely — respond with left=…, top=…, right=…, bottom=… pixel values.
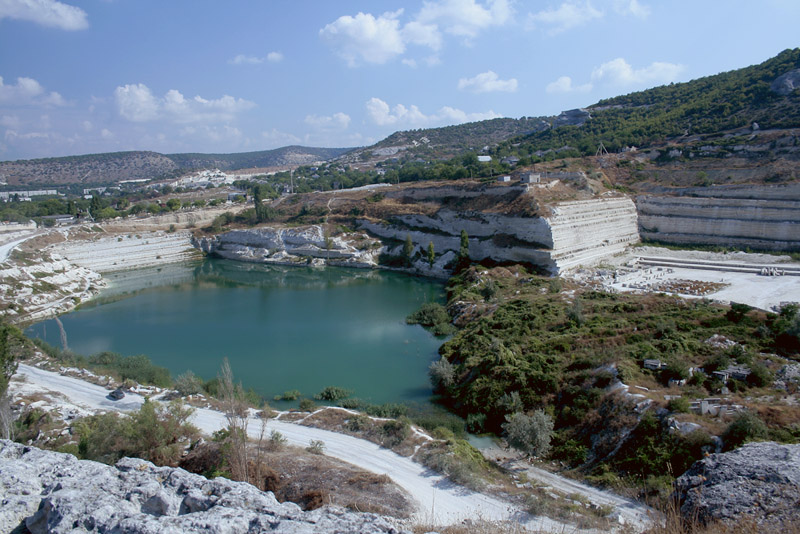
left=494, top=48, right=800, bottom=159
left=0, top=146, right=352, bottom=188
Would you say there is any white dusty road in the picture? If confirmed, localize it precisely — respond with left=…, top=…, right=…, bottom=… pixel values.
left=12, top=364, right=588, bottom=531
left=0, top=230, right=40, bottom=263
left=492, top=453, right=653, bottom=529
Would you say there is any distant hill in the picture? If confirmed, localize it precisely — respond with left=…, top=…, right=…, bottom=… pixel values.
left=0, top=146, right=353, bottom=187
left=341, top=117, right=557, bottom=165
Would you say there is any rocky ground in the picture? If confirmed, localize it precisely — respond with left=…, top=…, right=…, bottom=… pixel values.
left=674, top=441, right=800, bottom=529
left=0, top=440, right=409, bottom=534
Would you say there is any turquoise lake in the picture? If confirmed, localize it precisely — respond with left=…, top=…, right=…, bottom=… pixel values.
left=27, top=260, right=445, bottom=405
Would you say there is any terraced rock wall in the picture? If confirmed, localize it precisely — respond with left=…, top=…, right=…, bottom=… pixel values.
left=48, top=231, right=201, bottom=273
left=637, top=184, right=800, bottom=251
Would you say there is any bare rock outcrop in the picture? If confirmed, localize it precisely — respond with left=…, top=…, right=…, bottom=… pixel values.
left=0, top=440, right=407, bottom=534
left=770, top=68, right=800, bottom=95
left=674, top=442, right=800, bottom=528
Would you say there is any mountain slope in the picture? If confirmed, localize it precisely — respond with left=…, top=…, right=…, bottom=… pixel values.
left=498, top=48, right=800, bottom=157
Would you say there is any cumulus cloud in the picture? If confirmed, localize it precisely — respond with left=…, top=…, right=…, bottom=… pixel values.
left=0, top=76, right=67, bottom=106
left=319, top=10, right=406, bottom=66
left=114, top=83, right=255, bottom=123
left=0, top=0, right=88, bottom=30
left=304, top=112, right=351, bottom=131
left=458, top=70, right=517, bottom=93
left=321, top=1, right=512, bottom=66
left=545, top=75, right=592, bottom=93
left=366, top=97, right=499, bottom=128
left=591, top=57, right=684, bottom=86
left=614, top=0, right=650, bottom=18
left=527, top=1, right=603, bottom=34
left=416, top=0, right=512, bottom=38
left=114, top=84, right=159, bottom=122
left=229, top=52, right=284, bottom=65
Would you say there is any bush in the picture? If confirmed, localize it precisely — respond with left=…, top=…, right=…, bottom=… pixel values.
left=274, top=390, right=301, bottom=401
left=667, top=397, right=691, bottom=413
left=503, top=410, right=554, bottom=457
left=406, top=302, right=450, bottom=327
left=723, top=412, right=768, bottom=450
left=314, top=386, right=353, bottom=402
left=306, top=439, right=325, bottom=454
left=175, top=371, right=204, bottom=396
left=267, top=430, right=288, bottom=451
left=298, top=398, right=316, bottom=412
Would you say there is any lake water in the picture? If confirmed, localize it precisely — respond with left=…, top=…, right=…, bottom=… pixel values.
left=27, top=260, right=445, bottom=405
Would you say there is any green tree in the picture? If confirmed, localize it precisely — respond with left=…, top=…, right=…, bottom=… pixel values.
left=459, top=230, right=469, bottom=260
left=166, top=198, right=181, bottom=212
left=427, top=241, right=435, bottom=268
left=502, top=410, right=554, bottom=457
left=403, top=234, right=414, bottom=267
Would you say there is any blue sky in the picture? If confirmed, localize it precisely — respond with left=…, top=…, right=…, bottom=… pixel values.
left=0, top=0, right=798, bottom=160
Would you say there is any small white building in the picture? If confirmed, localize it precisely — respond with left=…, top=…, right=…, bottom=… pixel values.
left=497, top=175, right=511, bottom=183
left=520, top=172, right=541, bottom=184
left=477, top=155, right=492, bottom=163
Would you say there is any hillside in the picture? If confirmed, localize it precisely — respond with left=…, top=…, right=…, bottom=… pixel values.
left=495, top=48, right=800, bottom=160
left=0, top=146, right=352, bottom=188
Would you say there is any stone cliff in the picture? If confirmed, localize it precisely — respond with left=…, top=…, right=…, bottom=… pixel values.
left=637, top=183, right=800, bottom=251
left=0, top=440, right=407, bottom=534
left=360, top=186, right=639, bottom=275
left=194, top=226, right=381, bottom=268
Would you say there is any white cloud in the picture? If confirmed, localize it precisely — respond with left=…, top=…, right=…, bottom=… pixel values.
left=366, top=97, right=499, bottom=128
left=320, top=1, right=512, bottom=66
left=401, top=20, right=442, bottom=50
left=0, top=115, right=21, bottom=128
left=0, top=75, right=67, bottom=107
left=0, top=0, right=88, bottom=30
left=545, top=75, right=592, bottom=93
left=114, top=83, right=159, bottom=122
left=319, top=10, right=406, bottom=66
left=458, top=70, right=517, bottom=93
left=304, top=112, right=351, bottom=131
left=527, top=1, right=603, bottom=35
left=114, top=83, right=255, bottom=123
left=416, top=0, right=512, bottom=38
left=591, top=57, right=684, bottom=86
left=614, top=0, right=650, bottom=18
left=230, top=54, right=263, bottom=65
left=230, top=51, right=284, bottom=65
left=100, top=128, right=113, bottom=139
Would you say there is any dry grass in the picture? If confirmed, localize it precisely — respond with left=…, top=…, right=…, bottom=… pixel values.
left=180, top=440, right=413, bottom=518
left=645, top=497, right=800, bottom=534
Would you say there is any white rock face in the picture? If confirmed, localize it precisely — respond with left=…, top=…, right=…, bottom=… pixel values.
left=49, top=231, right=200, bottom=273
left=196, top=226, right=381, bottom=268
left=0, top=440, right=407, bottom=534
left=361, top=196, right=639, bottom=275
left=638, top=184, right=800, bottom=251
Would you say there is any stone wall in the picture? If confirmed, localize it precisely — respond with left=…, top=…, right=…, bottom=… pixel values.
left=637, top=184, right=800, bottom=251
